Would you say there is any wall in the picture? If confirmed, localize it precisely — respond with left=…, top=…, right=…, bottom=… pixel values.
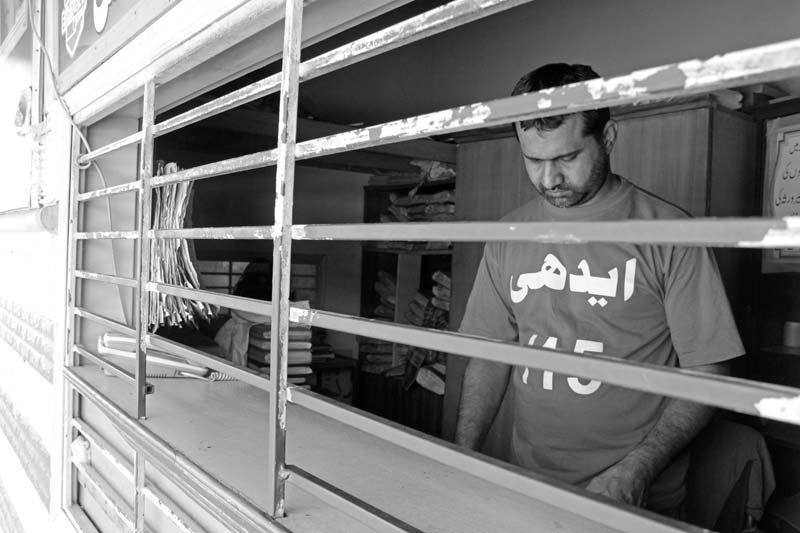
left=301, top=0, right=800, bottom=126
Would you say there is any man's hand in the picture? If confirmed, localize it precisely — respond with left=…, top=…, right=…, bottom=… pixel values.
left=585, top=362, right=729, bottom=507
left=585, top=461, right=648, bottom=506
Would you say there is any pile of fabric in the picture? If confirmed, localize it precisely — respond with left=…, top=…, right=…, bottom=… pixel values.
left=375, top=188, right=455, bottom=252
left=404, top=270, right=451, bottom=395
left=372, top=270, right=396, bottom=320
left=360, top=270, right=403, bottom=374
left=247, top=321, right=313, bottom=386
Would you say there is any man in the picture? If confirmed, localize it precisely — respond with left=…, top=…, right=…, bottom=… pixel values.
left=454, top=63, right=743, bottom=514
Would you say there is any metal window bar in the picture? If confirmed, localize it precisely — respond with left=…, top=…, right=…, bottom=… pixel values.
left=284, top=465, right=423, bottom=533
left=266, top=0, right=303, bottom=517
left=74, top=270, right=138, bottom=288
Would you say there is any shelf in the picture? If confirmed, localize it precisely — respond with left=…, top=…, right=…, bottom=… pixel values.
left=760, top=345, right=800, bottom=357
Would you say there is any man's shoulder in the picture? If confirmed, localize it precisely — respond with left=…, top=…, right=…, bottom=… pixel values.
left=623, top=179, right=691, bottom=220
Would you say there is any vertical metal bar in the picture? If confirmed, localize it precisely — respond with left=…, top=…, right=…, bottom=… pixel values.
left=133, top=79, right=156, bottom=530
left=134, top=451, right=146, bottom=532
left=267, top=0, right=304, bottom=518
left=63, top=126, right=83, bottom=512
left=29, top=0, right=44, bottom=126
left=135, top=80, right=156, bottom=419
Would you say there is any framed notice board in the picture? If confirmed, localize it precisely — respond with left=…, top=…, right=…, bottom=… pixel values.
left=763, top=112, right=800, bottom=272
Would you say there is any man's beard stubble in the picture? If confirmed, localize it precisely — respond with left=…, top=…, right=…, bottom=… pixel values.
left=544, top=152, right=610, bottom=208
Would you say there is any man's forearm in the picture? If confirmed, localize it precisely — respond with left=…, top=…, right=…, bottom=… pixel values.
left=587, top=362, right=728, bottom=504
left=454, top=358, right=511, bottom=450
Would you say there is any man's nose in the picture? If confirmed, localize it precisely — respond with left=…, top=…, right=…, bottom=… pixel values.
left=541, top=161, right=563, bottom=189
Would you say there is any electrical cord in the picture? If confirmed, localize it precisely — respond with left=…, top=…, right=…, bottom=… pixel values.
left=27, top=0, right=130, bottom=325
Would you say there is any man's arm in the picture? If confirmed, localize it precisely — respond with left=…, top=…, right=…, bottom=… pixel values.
left=585, top=361, right=729, bottom=506
left=454, top=358, right=512, bottom=450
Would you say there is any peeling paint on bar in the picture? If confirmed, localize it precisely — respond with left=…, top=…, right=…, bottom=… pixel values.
left=149, top=226, right=274, bottom=240
left=149, top=149, right=279, bottom=188
left=755, top=396, right=800, bottom=424
left=75, top=231, right=139, bottom=240
left=77, top=181, right=141, bottom=202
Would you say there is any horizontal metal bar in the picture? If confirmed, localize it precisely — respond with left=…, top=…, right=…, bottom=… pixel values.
left=149, top=226, right=274, bottom=240
left=75, top=230, right=139, bottom=240
left=147, top=334, right=270, bottom=391
left=0, top=204, right=58, bottom=233
left=292, top=37, right=800, bottom=161
left=64, top=368, right=288, bottom=533
left=77, top=181, right=141, bottom=202
left=73, top=307, right=135, bottom=336
left=152, top=0, right=530, bottom=137
left=73, top=344, right=135, bottom=386
left=293, top=218, right=800, bottom=248
left=73, top=461, right=136, bottom=532
left=290, top=308, right=800, bottom=425
left=75, top=270, right=138, bottom=288
left=72, top=418, right=204, bottom=533
left=147, top=282, right=273, bottom=318
left=284, top=465, right=421, bottom=533
left=77, top=131, right=144, bottom=165
left=73, top=344, right=154, bottom=395
left=149, top=150, right=278, bottom=188
left=289, top=388, right=692, bottom=533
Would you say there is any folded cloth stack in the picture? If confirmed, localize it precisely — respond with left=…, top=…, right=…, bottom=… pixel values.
left=376, top=188, right=455, bottom=251
left=247, top=321, right=313, bottom=385
left=404, top=270, right=451, bottom=393
left=431, top=270, right=451, bottom=312
left=373, top=270, right=396, bottom=320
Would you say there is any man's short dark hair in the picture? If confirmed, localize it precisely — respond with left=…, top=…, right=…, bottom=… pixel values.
left=512, top=63, right=610, bottom=139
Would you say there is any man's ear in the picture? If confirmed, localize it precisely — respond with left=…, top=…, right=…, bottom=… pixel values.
left=602, top=120, right=618, bottom=154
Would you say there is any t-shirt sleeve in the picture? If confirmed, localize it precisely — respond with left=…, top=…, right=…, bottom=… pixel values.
left=458, top=244, right=518, bottom=342
left=663, top=246, right=744, bottom=367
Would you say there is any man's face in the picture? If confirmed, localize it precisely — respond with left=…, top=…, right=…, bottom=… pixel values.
left=518, top=115, right=611, bottom=208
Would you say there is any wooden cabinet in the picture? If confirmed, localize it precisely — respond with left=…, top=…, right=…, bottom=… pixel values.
left=357, top=179, right=454, bottom=437
left=442, top=96, right=757, bottom=443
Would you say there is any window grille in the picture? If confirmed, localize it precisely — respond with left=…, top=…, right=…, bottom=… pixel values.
left=62, top=0, right=800, bottom=531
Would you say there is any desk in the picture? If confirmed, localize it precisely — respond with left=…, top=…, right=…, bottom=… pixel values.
left=74, top=365, right=631, bottom=532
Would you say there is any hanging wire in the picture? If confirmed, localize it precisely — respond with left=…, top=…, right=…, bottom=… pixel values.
left=28, top=0, right=130, bottom=324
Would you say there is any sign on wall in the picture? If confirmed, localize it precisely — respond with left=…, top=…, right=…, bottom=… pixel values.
left=60, top=0, right=120, bottom=65
left=763, top=112, right=800, bottom=272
